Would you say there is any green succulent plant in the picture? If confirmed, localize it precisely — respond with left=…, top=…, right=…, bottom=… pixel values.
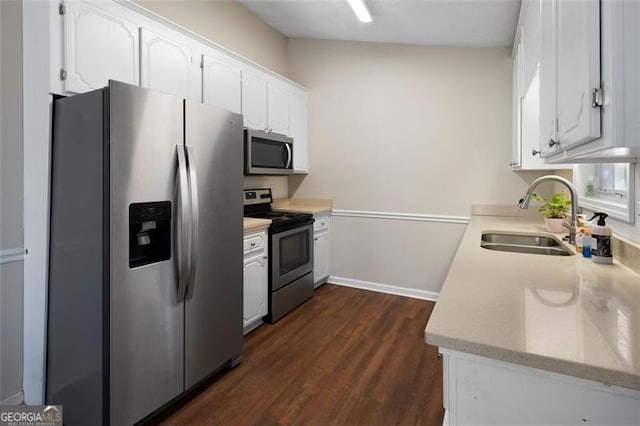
left=531, top=192, right=571, bottom=219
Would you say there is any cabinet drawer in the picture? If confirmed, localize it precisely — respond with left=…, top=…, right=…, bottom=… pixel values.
left=243, top=233, right=266, bottom=254
left=313, top=215, right=330, bottom=233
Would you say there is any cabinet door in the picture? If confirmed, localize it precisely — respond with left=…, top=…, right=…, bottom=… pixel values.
left=520, top=0, right=542, bottom=92
left=556, top=0, right=601, bottom=151
left=539, top=0, right=558, bottom=157
left=511, top=42, right=522, bottom=169
left=202, top=50, right=242, bottom=114
left=63, top=0, right=139, bottom=93
left=267, top=79, right=291, bottom=135
left=291, top=88, right=309, bottom=173
left=242, top=68, right=268, bottom=130
left=314, top=231, right=329, bottom=284
left=243, top=255, right=267, bottom=326
left=140, top=28, right=194, bottom=100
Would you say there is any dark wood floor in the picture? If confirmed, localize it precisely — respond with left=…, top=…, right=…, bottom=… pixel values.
left=160, top=284, right=444, bottom=425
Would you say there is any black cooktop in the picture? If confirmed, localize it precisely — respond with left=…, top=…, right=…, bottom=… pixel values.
left=244, top=189, right=313, bottom=233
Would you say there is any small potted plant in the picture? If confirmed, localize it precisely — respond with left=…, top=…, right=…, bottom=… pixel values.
left=531, top=192, right=571, bottom=233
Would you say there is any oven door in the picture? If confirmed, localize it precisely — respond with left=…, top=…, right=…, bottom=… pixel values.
left=271, top=223, right=313, bottom=291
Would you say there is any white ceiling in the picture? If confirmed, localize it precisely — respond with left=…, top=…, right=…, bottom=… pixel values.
left=238, top=0, right=522, bottom=48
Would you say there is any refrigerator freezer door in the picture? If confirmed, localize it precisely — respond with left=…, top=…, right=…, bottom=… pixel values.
left=109, top=81, right=185, bottom=425
left=183, top=101, right=244, bottom=389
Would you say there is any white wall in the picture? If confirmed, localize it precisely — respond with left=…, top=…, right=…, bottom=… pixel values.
left=287, top=39, right=555, bottom=294
left=137, top=0, right=288, bottom=76
left=137, top=0, right=290, bottom=197
left=0, top=0, right=24, bottom=404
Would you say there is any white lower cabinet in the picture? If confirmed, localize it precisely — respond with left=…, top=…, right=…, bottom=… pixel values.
left=440, top=349, right=640, bottom=425
left=313, top=213, right=330, bottom=287
left=243, top=229, right=268, bottom=334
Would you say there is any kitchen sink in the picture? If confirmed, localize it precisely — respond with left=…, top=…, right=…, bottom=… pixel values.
left=480, top=232, right=574, bottom=256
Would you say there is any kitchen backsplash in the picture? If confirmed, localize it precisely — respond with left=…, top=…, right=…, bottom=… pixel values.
left=243, top=176, right=289, bottom=199
left=612, top=236, right=640, bottom=275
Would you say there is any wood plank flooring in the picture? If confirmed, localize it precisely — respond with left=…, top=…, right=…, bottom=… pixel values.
left=159, top=284, right=444, bottom=425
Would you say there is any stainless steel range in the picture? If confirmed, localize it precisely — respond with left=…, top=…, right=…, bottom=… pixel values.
left=244, top=189, right=314, bottom=322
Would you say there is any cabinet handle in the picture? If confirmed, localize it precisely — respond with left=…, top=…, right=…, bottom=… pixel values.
left=250, top=242, right=256, bottom=247
left=263, top=256, right=268, bottom=260
left=314, top=237, right=318, bottom=241
left=548, top=138, right=560, bottom=148
left=437, top=352, right=443, bottom=360
left=532, top=149, right=541, bottom=156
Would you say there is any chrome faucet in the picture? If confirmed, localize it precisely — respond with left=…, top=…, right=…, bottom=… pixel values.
left=517, top=175, right=579, bottom=244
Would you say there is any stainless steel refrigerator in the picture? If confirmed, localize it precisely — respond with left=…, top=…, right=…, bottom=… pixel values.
left=46, top=81, right=244, bottom=425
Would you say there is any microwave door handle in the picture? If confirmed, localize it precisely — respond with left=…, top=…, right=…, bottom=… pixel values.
left=176, top=145, right=191, bottom=302
left=185, top=145, right=199, bottom=298
left=285, top=143, right=292, bottom=169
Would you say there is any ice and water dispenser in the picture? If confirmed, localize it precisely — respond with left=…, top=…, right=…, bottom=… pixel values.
left=129, top=201, right=172, bottom=268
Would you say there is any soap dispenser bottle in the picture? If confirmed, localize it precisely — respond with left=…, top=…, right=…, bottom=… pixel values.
left=589, top=212, right=613, bottom=264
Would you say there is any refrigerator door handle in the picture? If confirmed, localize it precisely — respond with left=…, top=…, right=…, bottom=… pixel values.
left=176, top=145, right=191, bottom=301
left=186, top=145, right=200, bottom=297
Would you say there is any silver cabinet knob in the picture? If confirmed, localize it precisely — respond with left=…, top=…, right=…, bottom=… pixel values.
left=548, top=138, right=560, bottom=148
left=532, top=149, right=541, bottom=156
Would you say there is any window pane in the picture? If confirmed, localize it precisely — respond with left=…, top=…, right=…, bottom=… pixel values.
left=614, top=164, right=628, bottom=191
left=574, top=163, right=635, bottom=223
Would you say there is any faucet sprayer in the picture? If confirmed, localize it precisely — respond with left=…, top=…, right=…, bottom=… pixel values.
left=517, top=175, right=580, bottom=244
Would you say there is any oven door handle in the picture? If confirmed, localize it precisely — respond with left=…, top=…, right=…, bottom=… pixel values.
left=285, top=143, right=292, bottom=169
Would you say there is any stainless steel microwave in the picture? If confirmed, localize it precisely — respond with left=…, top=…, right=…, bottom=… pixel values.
left=244, top=129, right=294, bottom=175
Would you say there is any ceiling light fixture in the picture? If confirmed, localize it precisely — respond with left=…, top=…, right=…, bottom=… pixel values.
left=346, top=0, right=372, bottom=23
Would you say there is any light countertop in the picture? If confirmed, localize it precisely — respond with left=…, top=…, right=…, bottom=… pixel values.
left=425, top=215, right=640, bottom=391
left=243, top=217, right=271, bottom=232
left=272, top=198, right=333, bottom=215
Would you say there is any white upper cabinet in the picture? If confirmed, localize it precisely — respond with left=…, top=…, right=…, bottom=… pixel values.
left=55, top=0, right=310, bottom=167
left=539, top=0, right=601, bottom=156
left=290, top=87, right=309, bottom=173
left=267, top=79, right=291, bottom=135
left=555, top=0, right=601, bottom=151
left=241, top=67, right=268, bottom=131
left=63, top=0, right=139, bottom=93
left=241, top=68, right=299, bottom=139
left=538, top=0, right=640, bottom=162
left=520, top=0, right=541, bottom=92
left=512, top=0, right=570, bottom=170
left=140, top=27, right=196, bottom=100
left=511, top=40, right=522, bottom=169
left=559, top=0, right=640, bottom=162
left=201, top=49, right=242, bottom=114
left=538, top=0, right=557, bottom=157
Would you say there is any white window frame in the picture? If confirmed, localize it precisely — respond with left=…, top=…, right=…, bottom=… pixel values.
left=574, top=163, right=636, bottom=223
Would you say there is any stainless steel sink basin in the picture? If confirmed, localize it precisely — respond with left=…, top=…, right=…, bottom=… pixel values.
left=481, top=232, right=574, bottom=256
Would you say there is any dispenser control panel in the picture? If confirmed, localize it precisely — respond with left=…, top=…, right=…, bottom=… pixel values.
left=129, top=201, right=172, bottom=268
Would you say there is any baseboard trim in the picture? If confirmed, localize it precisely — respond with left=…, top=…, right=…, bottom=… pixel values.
left=328, top=276, right=439, bottom=302
left=331, top=209, right=470, bottom=225
left=0, top=390, right=24, bottom=405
